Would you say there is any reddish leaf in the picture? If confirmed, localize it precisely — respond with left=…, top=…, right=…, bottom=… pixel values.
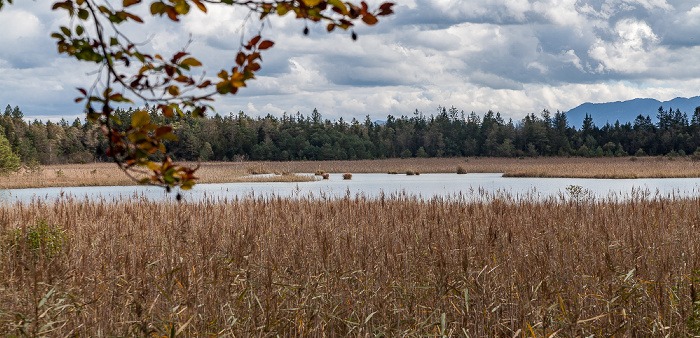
left=124, top=12, right=143, bottom=23
left=258, top=40, right=274, bottom=50
left=172, top=51, right=187, bottom=63
left=247, top=52, right=261, bottom=62
left=236, top=52, right=246, bottom=66
left=362, top=13, right=377, bottom=25
left=155, top=126, right=173, bottom=137
left=123, top=0, right=141, bottom=7
left=191, top=0, right=207, bottom=12
left=166, top=7, right=179, bottom=21
left=379, top=2, right=394, bottom=15
left=160, top=105, right=174, bottom=118
left=197, top=80, right=212, bottom=88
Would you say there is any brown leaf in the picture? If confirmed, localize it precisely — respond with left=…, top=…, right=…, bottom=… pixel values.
left=166, top=7, right=179, bottom=21
left=155, top=126, right=173, bottom=137
left=258, top=40, right=274, bottom=50
left=235, top=52, right=246, bottom=66
left=172, top=51, right=187, bottom=63
left=123, top=0, right=141, bottom=7
left=362, top=13, right=377, bottom=25
left=191, top=0, right=207, bottom=12
left=379, top=2, right=394, bottom=15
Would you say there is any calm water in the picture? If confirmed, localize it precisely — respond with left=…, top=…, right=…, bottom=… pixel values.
left=1, top=173, right=700, bottom=202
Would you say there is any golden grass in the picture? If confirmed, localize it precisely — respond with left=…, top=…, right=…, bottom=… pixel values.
left=224, top=157, right=700, bottom=178
left=3, top=156, right=700, bottom=189
left=500, top=156, right=700, bottom=179
left=1, top=193, right=700, bottom=335
left=0, top=162, right=316, bottom=189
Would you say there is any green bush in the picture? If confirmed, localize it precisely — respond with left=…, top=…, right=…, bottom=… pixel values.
left=5, top=219, right=67, bottom=259
left=0, top=131, right=20, bottom=174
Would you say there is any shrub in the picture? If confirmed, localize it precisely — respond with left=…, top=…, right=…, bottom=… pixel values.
left=322, top=173, right=329, bottom=180
left=315, top=169, right=325, bottom=176
left=5, top=219, right=67, bottom=259
left=23, top=158, right=42, bottom=175
left=0, top=131, right=20, bottom=175
left=456, top=166, right=467, bottom=174
left=692, top=147, right=700, bottom=162
left=342, top=173, right=352, bottom=180
left=406, top=170, right=415, bottom=176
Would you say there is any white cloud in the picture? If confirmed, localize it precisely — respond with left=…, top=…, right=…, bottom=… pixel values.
left=4, top=0, right=700, bottom=124
left=588, top=19, right=659, bottom=73
left=623, top=0, right=672, bottom=11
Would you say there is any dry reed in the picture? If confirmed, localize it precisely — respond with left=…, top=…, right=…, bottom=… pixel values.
left=1, top=192, right=700, bottom=336
left=3, top=157, right=700, bottom=189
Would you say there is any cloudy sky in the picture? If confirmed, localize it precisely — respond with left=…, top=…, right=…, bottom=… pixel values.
left=1, top=0, right=700, bottom=122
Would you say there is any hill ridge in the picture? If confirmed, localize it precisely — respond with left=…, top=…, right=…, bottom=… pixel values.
left=564, top=96, right=700, bottom=128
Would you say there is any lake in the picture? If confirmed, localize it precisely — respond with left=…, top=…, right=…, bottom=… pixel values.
left=1, top=173, right=699, bottom=202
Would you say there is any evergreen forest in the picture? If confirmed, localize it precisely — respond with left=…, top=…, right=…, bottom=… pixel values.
left=2, top=104, right=700, bottom=166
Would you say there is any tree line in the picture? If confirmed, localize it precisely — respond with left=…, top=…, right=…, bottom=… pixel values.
left=2, top=104, right=700, bottom=168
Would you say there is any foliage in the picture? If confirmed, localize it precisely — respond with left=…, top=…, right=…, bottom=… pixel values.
left=3, top=104, right=700, bottom=165
left=4, top=219, right=67, bottom=259
left=1, top=0, right=393, bottom=190
left=688, top=271, right=700, bottom=333
left=0, top=131, right=20, bottom=174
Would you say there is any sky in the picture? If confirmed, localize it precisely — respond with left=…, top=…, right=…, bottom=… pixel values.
left=2, top=0, right=700, bottom=123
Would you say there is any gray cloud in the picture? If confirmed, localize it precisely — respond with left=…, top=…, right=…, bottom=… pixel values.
left=2, top=0, right=700, bottom=123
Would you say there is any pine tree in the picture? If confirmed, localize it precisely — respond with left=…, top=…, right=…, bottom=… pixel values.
left=0, top=132, right=20, bottom=174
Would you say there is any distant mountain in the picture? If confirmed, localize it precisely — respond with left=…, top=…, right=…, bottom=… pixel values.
left=564, top=96, right=700, bottom=128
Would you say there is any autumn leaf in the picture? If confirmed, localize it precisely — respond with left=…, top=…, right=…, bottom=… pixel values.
left=131, top=110, right=150, bottom=128
left=180, top=57, right=202, bottom=67
left=362, top=13, right=377, bottom=25
left=123, top=0, right=140, bottom=7
left=258, top=40, right=274, bottom=50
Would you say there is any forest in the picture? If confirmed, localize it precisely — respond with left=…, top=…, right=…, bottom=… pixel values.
left=2, top=103, right=700, bottom=166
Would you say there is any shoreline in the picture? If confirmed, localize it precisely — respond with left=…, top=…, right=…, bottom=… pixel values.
left=1, top=156, right=699, bottom=189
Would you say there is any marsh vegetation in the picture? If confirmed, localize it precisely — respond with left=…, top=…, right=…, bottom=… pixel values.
left=1, top=192, right=700, bottom=335
left=3, top=156, right=700, bottom=189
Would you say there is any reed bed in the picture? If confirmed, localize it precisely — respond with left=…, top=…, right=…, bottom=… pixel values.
left=1, top=193, right=700, bottom=336
left=221, top=157, right=700, bottom=179
left=0, top=162, right=315, bottom=189
left=4, top=157, right=700, bottom=189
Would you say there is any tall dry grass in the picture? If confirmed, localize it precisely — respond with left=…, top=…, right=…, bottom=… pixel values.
left=224, top=157, right=700, bottom=178
left=0, top=162, right=317, bottom=189
left=1, top=193, right=700, bottom=336
left=4, top=157, right=700, bottom=189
